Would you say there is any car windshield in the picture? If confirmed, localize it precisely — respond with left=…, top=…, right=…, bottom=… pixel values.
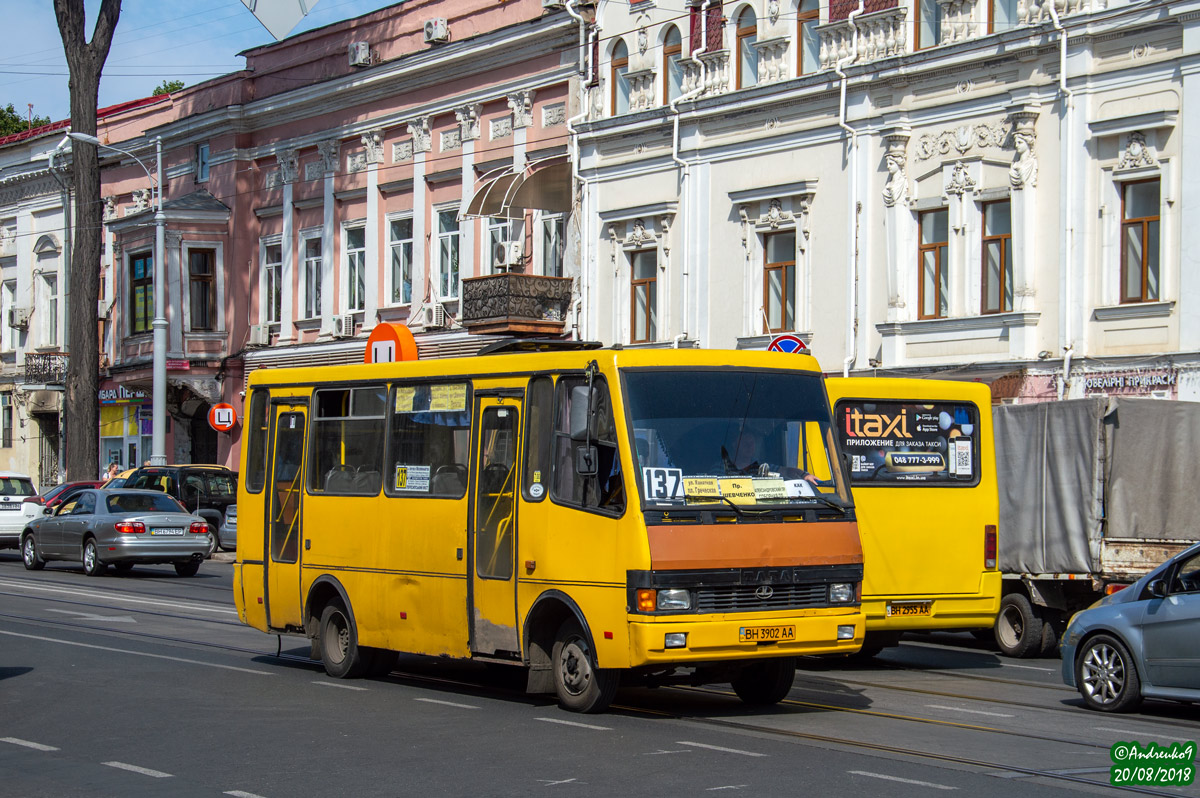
left=205, top=473, right=236, bottom=497
left=623, top=369, right=850, bottom=509
left=0, top=477, right=36, bottom=497
left=106, top=493, right=187, bottom=514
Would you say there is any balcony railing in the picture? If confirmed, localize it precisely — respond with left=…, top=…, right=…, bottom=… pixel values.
left=25, top=352, right=68, bottom=384
left=461, top=273, right=573, bottom=336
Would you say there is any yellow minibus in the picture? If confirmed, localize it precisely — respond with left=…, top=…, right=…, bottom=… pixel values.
left=826, top=378, right=1000, bottom=655
left=234, top=344, right=864, bottom=711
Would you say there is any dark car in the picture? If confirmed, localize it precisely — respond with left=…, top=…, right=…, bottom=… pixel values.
left=122, top=465, right=237, bottom=543
left=20, top=488, right=212, bottom=577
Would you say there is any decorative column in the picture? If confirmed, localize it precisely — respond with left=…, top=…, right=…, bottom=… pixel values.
left=277, top=147, right=299, bottom=342
left=881, top=128, right=913, bottom=323
left=362, top=130, right=382, bottom=331
left=1008, top=106, right=1039, bottom=312
left=408, top=118, right=431, bottom=306
left=165, top=231, right=184, bottom=356
left=945, top=160, right=977, bottom=317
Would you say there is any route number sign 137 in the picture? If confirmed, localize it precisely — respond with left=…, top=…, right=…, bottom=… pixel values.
left=642, top=467, right=684, bottom=501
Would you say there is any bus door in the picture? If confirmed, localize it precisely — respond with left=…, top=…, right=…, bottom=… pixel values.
left=468, top=393, right=522, bottom=656
left=265, top=403, right=307, bottom=631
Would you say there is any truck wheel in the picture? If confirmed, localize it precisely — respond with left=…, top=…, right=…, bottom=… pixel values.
left=995, top=592, right=1044, bottom=658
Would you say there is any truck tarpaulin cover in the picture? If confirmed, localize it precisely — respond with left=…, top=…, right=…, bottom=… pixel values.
left=994, top=397, right=1200, bottom=575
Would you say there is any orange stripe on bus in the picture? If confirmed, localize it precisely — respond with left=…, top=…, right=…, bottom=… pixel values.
left=646, top=521, right=863, bottom=571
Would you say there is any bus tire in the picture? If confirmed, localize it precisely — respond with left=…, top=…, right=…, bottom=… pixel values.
left=731, top=657, right=796, bottom=706
left=551, top=619, right=618, bottom=713
left=995, top=592, right=1043, bottom=658
left=319, top=599, right=367, bottom=679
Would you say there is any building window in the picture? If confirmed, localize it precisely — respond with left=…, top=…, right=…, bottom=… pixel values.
left=42, top=273, right=58, bottom=347
left=488, top=218, right=509, bottom=274
left=989, top=0, right=1017, bottom=32
left=303, top=236, right=323, bottom=319
left=437, top=210, right=460, bottom=300
left=262, top=242, right=282, bottom=324
left=0, top=393, right=10, bottom=448
left=542, top=215, right=565, bottom=278
left=763, top=231, right=796, bottom=333
left=188, top=249, right=216, bottom=331
left=918, top=209, right=949, bottom=319
left=631, top=248, right=657, bottom=343
left=798, top=0, right=820, bottom=75
left=916, top=0, right=941, bottom=49
left=389, top=217, right=413, bottom=305
left=1, top=281, right=14, bottom=351
left=737, top=8, right=758, bottom=89
left=612, top=40, right=630, bottom=115
left=981, top=200, right=1012, bottom=314
left=130, top=251, right=153, bottom=334
left=663, top=26, right=684, bottom=105
left=689, top=0, right=724, bottom=53
left=1120, top=179, right=1160, bottom=304
left=196, top=143, right=210, bottom=182
left=344, top=226, right=365, bottom=312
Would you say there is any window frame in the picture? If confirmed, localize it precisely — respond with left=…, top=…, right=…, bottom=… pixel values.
left=988, top=0, right=1017, bottom=33
left=388, top=215, right=414, bottom=306
left=540, top=214, right=565, bottom=278
left=435, top=208, right=461, bottom=300
left=383, top=380, right=474, bottom=500
left=549, top=374, right=626, bottom=518
left=763, top=231, right=796, bottom=333
left=187, top=247, right=216, bottom=331
left=916, top=0, right=941, bottom=50
left=797, top=0, right=820, bottom=76
left=261, top=239, right=282, bottom=325
left=918, top=208, right=949, bottom=320
left=663, top=26, right=684, bottom=105
left=196, top=143, right=210, bottom=183
left=41, top=272, right=58, bottom=347
left=611, top=39, right=631, bottom=115
left=981, top=200, right=1012, bottom=315
left=1, top=392, right=12, bottom=448
left=129, top=251, right=153, bottom=335
left=1119, top=178, right=1161, bottom=304
left=343, top=224, right=366, bottom=312
left=630, top=248, right=658, bottom=344
left=736, top=7, right=758, bottom=89
left=307, top=385, right=388, bottom=497
left=302, top=234, right=323, bottom=319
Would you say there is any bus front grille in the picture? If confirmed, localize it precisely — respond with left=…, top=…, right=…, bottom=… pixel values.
left=694, top=583, right=830, bottom=612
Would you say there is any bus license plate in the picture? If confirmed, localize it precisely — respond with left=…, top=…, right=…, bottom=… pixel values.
left=886, top=602, right=931, bottom=617
left=739, top=625, right=796, bottom=643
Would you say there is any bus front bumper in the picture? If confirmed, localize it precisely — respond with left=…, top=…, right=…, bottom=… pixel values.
left=627, top=609, right=864, bottom=667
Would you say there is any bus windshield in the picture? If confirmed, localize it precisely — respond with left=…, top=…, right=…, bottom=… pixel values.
left=623, top=369, right=850, bottom=508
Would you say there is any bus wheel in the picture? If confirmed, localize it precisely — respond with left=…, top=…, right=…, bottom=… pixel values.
left=731, top=657, right=796, bottom=706
left=995, top=593, right=1044, bottom=658
left=552, top=619, right=618, bottom=713
left=319, top=599, right=366, bottom=679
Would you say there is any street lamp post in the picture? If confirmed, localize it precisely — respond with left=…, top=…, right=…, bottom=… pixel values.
left=69, top=133, right=167, bottom=467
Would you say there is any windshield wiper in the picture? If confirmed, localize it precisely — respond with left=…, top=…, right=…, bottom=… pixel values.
left=675, top=493, right=773, bottom=517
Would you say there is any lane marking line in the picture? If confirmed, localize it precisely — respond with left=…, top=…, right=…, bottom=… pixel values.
left=926, top=704, right=1014, bottom=718
left=103, top=761, right=173, bottom=778
left=0, top=630, right=274, bottom=676
left=849, top=770, right=957, bottom=790
left=225, top=791, right=270, bottom=798
left=644, top=749, right=693, bottom=756
left=535, top=717, right=611, bottom=731
left=311, top=681, right=367, bottom=691
left=0, top=737, right=59, bottom=751
left=1000, top=663, right=1054, bottom=672
left=414, top=698, right=479, bottom=709
left=1095, top=727, right=1150, bottom=736
left=47, top=609, right=136, bottom=623
left=0, top=579, right=237, bottom=615
left=677, top=741, right=766, bottom=758
left=707, top=785, right=749, bottom=791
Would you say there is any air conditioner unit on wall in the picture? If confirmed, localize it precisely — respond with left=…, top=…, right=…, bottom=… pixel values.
left=248, top=324, right=270, bottom=346
left=542, top=0, right=565, bottom=9
left=423, top=18, right=450, bottom=44
left=334, top=314, right=356, bottom=338
left=7, top=307, right=29, bottom=330
left=421, top=303, right=447, bottom=329
left=348, top=41, right=371, bottom=67
left=493, top=240, right=524, bottom=270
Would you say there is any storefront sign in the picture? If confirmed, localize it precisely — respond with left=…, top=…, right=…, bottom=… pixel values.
left=99, top=385, right=147, bottom=405
left=166, top=359, right=190, bottom=371
left=1083, top=369, right=1177, bottom=396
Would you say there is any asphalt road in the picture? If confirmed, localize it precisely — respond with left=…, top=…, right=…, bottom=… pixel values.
left=0, top=552, right=1196, bottom=798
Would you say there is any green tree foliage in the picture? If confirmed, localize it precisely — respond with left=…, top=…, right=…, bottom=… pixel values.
left=152, top=79, right=185, bottom=96
left=0, top=103, right=53, bottom=136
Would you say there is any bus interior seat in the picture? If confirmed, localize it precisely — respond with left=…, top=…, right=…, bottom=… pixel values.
left=352, top=469, right=381, bottom=492
left=325, top=466, right=356, bottom=492
left=431, top=465, right=465, bottom=495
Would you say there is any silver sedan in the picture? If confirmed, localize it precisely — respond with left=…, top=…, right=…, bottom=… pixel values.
left=19, top=489, right=213, bottom=577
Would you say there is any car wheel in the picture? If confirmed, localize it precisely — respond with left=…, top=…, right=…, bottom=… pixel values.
left=319, top=599, right=367, bottom=679
left=1076, top=634, right=1142, bottom=712
left=994, top=592, right=1043, bottom=658
left=551, top=619, right=618, bottom=713
left=731, top=657, right=797, bottom=706
left=174, top=560, right=200, bottom=577
left=21, top=535, right=44, bottom=571
left=82, top=539, right=105, bottom=576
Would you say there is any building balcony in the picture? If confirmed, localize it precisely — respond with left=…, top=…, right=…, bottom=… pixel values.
left=460, top=273, right=573, bottom=336
left=24, top=352, right=68, bottom=385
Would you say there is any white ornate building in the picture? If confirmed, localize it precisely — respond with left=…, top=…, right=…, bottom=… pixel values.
left=574, top=0, right=1200, bottom=401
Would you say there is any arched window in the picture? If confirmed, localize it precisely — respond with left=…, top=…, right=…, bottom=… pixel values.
left=737, top=8, right=758, bottom=89
left=663, top=26, right=684, bottom=104
left=611, top=40, right=630, bottom=115
left=797, top=0, right=819, bottom=75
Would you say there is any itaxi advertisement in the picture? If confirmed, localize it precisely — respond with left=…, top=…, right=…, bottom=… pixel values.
left=833, top=399, right=980, bottom=484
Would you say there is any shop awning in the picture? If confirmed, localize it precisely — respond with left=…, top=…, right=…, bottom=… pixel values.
left=460, top=156, right=570, bottom=220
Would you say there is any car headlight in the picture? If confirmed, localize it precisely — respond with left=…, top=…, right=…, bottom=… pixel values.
left=829, top=583, right=855, bottom=603
left=656, top=588, right=692, bottom=611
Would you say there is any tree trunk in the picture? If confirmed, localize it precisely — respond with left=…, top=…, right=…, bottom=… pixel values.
left=54, top=0, right=121, bottom=481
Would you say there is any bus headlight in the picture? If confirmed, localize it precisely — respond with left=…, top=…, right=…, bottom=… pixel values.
left=657, top=589, right=692, bottom=611
left=829, top=583, right=854, bottom=603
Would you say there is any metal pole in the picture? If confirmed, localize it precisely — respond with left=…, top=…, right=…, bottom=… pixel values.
left=151, top=135, right=167, bottom=466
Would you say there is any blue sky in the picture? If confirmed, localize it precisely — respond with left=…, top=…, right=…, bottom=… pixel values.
left=3, top=0, right=397, bottom=124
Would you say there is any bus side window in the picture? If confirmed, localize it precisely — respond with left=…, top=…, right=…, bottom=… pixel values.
left=245, top=389, right=269, bottom=493
left=309, top=386, right=387, bottom=495
left=387, top=382, right=473, bottom=498
left=523, top=376, right=553, bottom=502
left=552, top=377, right=625, bottom=514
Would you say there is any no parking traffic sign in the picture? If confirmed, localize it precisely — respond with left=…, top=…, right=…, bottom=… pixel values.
left=766, top=334, right=808, bottom=354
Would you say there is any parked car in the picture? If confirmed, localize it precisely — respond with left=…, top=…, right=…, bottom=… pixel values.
left=216, top=504, right=237, bottom=552
left=1061, top=541, right=1200, bottom=712
left=122, top=465, right=237, bottom=542
left=20, top=488, right=212, bottom=577
left=100, top=468, right=137, bottom=490
left=21, top=481, right=105, bottom=525
left=0, top=471, right=38, bottom=549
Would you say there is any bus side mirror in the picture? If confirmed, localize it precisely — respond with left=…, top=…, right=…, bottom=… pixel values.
left=569, top=386, right=592, bottom=441
left=576, top=445, right=599, bottom=477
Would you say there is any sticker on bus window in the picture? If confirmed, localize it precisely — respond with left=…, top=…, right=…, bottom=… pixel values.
left=752, top=479, right=787, bottom=501
left=395, top=464, right=431, bottom=492
left=682, top=477, right=720, bottom=503
left=717, top=478, right=757, bottom=505
left=430, top=384, right=467, bottom=412
left=395, top=386, right=417, bottom=413
left=642, top=467, right=684, bottom=501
